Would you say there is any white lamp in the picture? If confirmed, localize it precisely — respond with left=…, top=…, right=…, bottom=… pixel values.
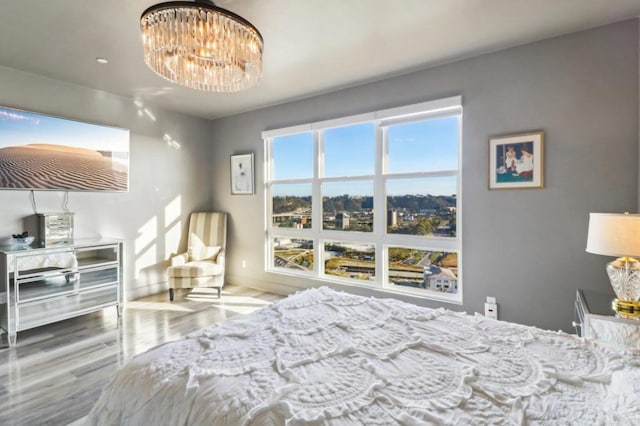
left=586, top=212, right=640, bottom=317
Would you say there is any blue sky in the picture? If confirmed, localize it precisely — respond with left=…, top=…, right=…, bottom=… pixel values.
left=0, top=107, right=129, bottom=152
left=272, top=116, right=459, bottom=197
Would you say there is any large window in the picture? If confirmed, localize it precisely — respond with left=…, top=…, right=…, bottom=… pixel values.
left=264, top=97, right=462, bottom=303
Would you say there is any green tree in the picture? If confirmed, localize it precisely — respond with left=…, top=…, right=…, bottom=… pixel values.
left=416, top=219, right=433, bottom=235
left=389, top=248, right=414, bottom=262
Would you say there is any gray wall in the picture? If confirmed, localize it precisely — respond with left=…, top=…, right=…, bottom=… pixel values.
left=209, top=19, right=639, bottom=332
left=0, top=66, right=214, bottom=300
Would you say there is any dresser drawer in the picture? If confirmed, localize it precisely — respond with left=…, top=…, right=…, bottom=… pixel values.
left=17, top=272, right=78, bottom=303
left=79, top=266, right=119, bottom=291
left=17, top=285, right=118, bottom=331
left=576, top=289, right=640, bottom=349
left=588, top=316, right=640, bottom=349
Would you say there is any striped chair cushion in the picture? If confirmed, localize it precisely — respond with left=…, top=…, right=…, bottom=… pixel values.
left=167, top=262, right=223, bottom=278
left=188, top=245, right=221, bottom=262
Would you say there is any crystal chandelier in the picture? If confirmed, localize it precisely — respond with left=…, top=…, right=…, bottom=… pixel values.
left=140, top=0, right=263, bottom=92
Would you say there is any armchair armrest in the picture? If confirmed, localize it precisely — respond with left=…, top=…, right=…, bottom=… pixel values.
left=171, top=252, right=189, bottom=266
left=216, top=249, right=225, bottom=267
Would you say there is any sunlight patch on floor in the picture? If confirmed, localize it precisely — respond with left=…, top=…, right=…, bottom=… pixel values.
left=186, top=290, right=273, bottom=314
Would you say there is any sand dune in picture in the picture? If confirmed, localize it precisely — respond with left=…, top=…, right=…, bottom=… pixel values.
left=0, top=144, right=128, bottom=190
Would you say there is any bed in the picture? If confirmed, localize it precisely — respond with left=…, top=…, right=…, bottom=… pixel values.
left=86, top=287, right=640, bottom=425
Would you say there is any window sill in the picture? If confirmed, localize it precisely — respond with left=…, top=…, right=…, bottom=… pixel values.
left=266, top=267, right=463, bottom=306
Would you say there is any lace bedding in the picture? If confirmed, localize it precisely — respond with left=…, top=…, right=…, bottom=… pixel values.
left=86, top=287, right=640, bottom=425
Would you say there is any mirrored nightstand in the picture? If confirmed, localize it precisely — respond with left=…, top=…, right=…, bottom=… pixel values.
left=575, top=289, right=640, bottom=349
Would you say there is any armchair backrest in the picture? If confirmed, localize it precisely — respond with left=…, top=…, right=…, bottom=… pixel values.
left=187, top=212, right=227, bottom=250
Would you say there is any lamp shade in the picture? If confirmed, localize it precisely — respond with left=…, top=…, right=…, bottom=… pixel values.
left=586, top=213, right=640, bottom=257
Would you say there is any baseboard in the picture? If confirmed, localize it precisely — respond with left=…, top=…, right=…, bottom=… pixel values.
left=124, top=276, right=300, bottom=301
left=226, top=274, right=307, bottom=296
left=125, top=281, right=168, bottom=301
left=152, top=273, right=453, bottom=313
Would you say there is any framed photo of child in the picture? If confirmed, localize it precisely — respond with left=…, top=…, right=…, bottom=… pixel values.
left=489, top=131, right=544, bottom=189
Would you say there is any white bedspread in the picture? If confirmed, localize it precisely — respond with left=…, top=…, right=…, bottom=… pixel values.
left=86, top=287, right=640, bottom=425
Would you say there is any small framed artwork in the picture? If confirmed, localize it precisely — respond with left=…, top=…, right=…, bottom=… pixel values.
left=489, top=131, right=544, bottom=189
left=230, top=153, right=254, bottom=195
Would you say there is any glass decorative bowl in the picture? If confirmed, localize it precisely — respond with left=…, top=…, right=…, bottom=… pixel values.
left=11, top=236, right=35, bottom=248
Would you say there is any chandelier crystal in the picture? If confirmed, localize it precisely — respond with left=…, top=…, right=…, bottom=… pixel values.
left=140, top=0, right=263, bottom=92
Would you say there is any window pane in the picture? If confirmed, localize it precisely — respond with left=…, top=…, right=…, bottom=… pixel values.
left=272, top=183, right=312, bottom=229
left=273, top=132, right=313, bottom=180
left=386, top=176, right=457, bottom=237
left=388, top=248, right=458, bottom=293
left=322, top=181, right=373, bottom=232
left=324, top=242, right=375, bottom=281
left=273, top=238, right=314, bottom=272
left=387, top=116, right=459, bottom=174
left=323, top=123, right=375, bottom=177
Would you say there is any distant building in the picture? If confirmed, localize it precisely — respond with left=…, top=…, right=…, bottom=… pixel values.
left=274, top=238, right=292, bottom=247
left=423, top=265, right=458, bottom=293
left=434, top=225, right=452, bottom=235
left=387, top=209, right=397, bottom=226
left=273, top=212, right=311, bottom=228
left=336, top=212, right=350, bottom=229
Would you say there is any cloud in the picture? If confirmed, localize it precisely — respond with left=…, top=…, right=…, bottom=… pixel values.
left=0, top=108, right=40, bottom=125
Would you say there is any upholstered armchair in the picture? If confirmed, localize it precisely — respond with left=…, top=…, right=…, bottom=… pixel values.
left=167, top=212, right=227, bottom=301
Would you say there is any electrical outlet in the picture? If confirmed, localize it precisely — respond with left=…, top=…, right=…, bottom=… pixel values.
left=241, top=260, right=246, bottom=269
left=484, top=300, right=498, bottom=320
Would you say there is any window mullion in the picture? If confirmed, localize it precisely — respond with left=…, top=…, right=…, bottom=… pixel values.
left=271, top=178, right=315, bottom=185
left=265, top=137, right=272, bottom=271
left=312, top=129, right=322, bottom=276
left=385, top=170, right=458, bottom=179
left=373, top=122, right=385, bottom=288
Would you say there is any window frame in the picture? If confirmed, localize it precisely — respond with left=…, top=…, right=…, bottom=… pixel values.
left=264, top=96, right=462, bottom=304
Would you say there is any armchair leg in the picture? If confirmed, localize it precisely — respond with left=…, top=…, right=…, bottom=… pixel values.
left=217, top=287, right=221, bottom=299
left=169, top=288, right=174, bottom=301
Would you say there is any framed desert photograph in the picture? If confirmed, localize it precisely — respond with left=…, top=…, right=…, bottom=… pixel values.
left=230, top=153, right=254, bottom=195
left=0, top=106, right=129, bottom=192
left=489, top=131, right=544, bottom=189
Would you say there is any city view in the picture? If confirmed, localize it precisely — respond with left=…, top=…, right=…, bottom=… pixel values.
left=272, top=193, right=457, bottom=236
left=272, top=192, right=458, bottom=293
left=273, top=237, right=458, bottom=293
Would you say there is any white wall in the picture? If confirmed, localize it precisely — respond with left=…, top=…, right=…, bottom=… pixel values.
left=209, top=20, right=639, bottom=332
left=0, top=66, right=215, bottom=299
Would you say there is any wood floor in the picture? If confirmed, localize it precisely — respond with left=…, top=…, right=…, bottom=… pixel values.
left=0, top=285, right=284, bottom=426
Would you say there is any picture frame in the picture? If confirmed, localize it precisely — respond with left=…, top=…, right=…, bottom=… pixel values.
left=0, top=105, right=129, bottom=192
left=489, top=131, right=544, bottom=190
left=230, top=153, right=254, bottom=195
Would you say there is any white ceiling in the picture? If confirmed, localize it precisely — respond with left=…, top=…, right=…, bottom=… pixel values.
left=0, top=1, right=639, bottom=120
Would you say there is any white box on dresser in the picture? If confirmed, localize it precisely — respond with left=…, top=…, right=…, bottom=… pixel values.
left=0, top=237, right=123, bottom=347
